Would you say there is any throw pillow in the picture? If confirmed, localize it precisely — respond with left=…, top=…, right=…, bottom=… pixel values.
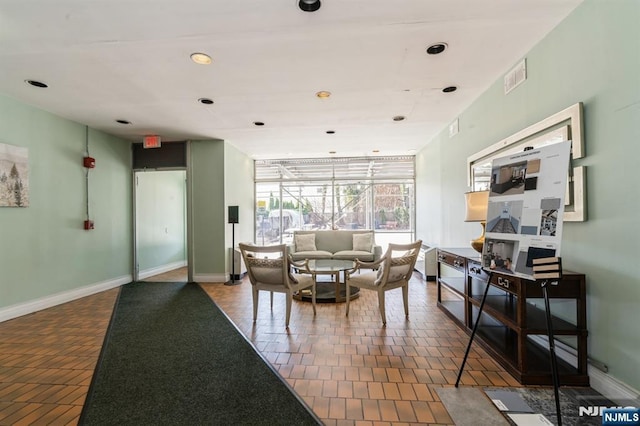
left=353, top=233, right=373, bottom=252
left=295, top=233, right=317, bottom=252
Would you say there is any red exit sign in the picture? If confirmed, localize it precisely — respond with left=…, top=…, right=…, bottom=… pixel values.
left=143, top=135, right=161, bottom=149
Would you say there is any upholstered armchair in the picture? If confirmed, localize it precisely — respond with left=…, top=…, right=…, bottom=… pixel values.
left=239, top=243, right=316, bottom=327
left=345, top=240, right=422, bottom=325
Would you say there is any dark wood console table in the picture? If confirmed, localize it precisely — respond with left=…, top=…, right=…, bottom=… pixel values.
left=437, top=248, right=589, bottom=386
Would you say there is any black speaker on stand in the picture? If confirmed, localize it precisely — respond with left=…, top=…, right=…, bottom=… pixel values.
left=225, top=206, right=241, bottom=286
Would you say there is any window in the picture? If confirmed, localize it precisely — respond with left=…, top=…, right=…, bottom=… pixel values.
left=254, top=157, right=415, bottom=248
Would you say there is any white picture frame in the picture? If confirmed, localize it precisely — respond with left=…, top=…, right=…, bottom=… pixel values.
left=467, top=102, right=586, bottom=221
left=0, top=142, right=29, bottom=207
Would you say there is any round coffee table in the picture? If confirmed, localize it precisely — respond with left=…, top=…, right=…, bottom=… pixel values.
left=295, top=259, right=359, bottom=303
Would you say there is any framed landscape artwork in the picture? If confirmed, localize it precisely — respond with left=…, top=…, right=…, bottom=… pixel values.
left=0, top=142, right=29, bottom=207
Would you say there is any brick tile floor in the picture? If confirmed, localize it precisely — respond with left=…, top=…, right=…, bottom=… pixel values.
left=200, top=272, right=521, bottom=425
left=0, top=270, right=522, bottom=425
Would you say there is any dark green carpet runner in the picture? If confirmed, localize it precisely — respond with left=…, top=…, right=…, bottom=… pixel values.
left=80, top=282, right=321, bottom=425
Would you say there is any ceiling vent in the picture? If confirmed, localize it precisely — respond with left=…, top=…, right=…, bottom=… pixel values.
left=504, top=59, right=527, bottom=95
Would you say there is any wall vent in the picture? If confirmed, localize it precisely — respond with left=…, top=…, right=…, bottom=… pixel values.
left=504, top=59, right=527, bottom=95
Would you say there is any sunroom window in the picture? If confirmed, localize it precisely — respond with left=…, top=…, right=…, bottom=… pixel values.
left=254, top=156, right=415, bottom=249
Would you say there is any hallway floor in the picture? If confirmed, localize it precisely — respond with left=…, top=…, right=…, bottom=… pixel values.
left=0, top=270, right=523, bottom=425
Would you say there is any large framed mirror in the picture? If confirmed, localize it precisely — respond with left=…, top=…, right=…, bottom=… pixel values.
left=467, top=102, right=586, bottom=221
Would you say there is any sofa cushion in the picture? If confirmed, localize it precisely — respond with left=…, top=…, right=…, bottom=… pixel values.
left=314, top=231, right=351, bottom=254
left=290, top=250, right=333, bottom=261
left=290, top=230, right=381, bottom=262
left=294, top=233, right=316, bottom=252
left=352, top=232, right=373, bottom=252
left=333, top=250, right=374, bottom=261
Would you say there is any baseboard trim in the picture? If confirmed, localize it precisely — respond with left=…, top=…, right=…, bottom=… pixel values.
left=529, top=335, right=639, bottom=404
left=0, top=275, right=132, bottom=323
left=193, top=273, right=227, bottom=283
left=588, top=365, right=640, bottom=405
left=138, top=260, right=187, bottom=280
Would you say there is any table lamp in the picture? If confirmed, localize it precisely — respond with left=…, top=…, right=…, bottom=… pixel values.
left=464, top=190, right=489, bottom=253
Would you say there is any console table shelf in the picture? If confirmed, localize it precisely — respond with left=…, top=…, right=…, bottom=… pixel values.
left=437, top=247, right=589, bottom=386
left=439, top=277, right=466, bottom=297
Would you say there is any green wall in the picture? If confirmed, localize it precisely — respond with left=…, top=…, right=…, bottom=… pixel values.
left=416, top=0, right=640, bottom=391
left=0, top=99, right=251, bottom=303
left=224, top=142, right=254, bottom=254
left=136, top=170, right=186, bottom=276
left=190, top=140, right=253, bottom=280
left=0, top=94, right=131, bottom=308
left=190, top=140, right=226, bottom=278
left=224, top=143, right=255, bottom=276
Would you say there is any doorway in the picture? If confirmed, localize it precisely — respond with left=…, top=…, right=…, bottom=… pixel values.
left=133, top=170, right=188, bottom=282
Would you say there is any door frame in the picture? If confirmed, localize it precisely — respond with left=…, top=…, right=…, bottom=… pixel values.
left=132, top=142, right=193, bottom=282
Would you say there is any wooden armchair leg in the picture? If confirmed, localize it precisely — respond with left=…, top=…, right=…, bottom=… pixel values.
left=402, top=284, right=409, bottom=318
left=285, top=291, right=292, bottom=328
left=252, top=287, right=259, bottom=322
left=378, top=290, right=386, bottom=325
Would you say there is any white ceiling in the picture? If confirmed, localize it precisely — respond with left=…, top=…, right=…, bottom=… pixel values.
left=0, top=0, right=582, bottom=159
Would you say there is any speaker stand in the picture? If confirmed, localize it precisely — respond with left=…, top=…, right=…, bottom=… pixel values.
left=225, top=222, right=241, bottom=286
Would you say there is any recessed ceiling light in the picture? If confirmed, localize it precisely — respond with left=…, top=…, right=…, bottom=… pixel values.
left=442, top=86, right=457, bottom=93
left=198, top=98, right=214, bottom=105
left=329, top=150, right=336, bottom=154
left=115, top=119, right=131, bottom=125
left=25, top=79, right=48, bottom=88
left=253, top=121, right=265, bottom=126
left=393, top=115, right=405, bottom=121
left=316, top=91, right=331, bottom=99
left=299, top=0, right=321, bottom=12
left=372, top=149, right=380, bottom=153
left=190, top=52, right=212, bottom=65
left=426, top=43, right=448, bottom=55
left=326, top=130, right=335, bottom=134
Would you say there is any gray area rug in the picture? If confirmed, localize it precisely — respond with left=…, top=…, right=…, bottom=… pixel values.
left=484, top=386, right=619, bottom=426
left=438, top=385, right=622, bottom=426
left=79, top=282, right=321, bottom=425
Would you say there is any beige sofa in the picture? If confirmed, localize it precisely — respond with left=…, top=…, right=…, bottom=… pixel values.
left=288, top=230, right=382, bottom=262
